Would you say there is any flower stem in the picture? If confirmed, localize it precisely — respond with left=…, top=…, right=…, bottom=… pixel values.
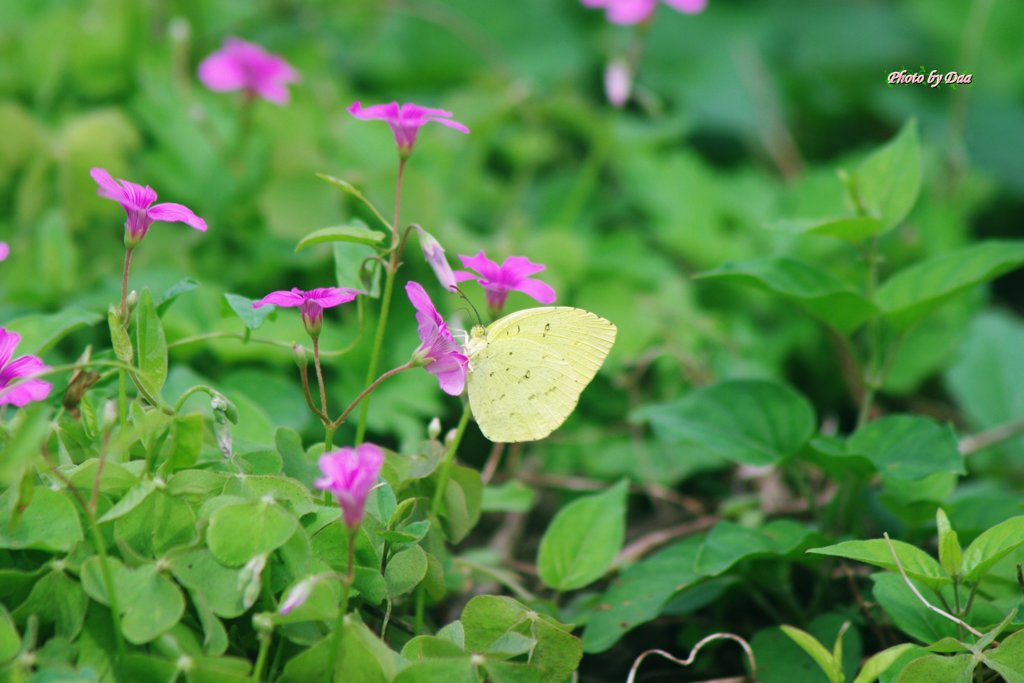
left=332, top=362, right=413, bottom=430
left=355, top=158, right=407, bottom=444
left=430, top=402, right=471, bottom=518
left=328, top=527, right=356, bottom=679
left=252, top=631, right=272, bottom=683
left=313, top=337, right=329, bottom=417
left=119, top=248, right=134, bottom=323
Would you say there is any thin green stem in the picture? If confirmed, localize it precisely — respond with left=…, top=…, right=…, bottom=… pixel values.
left=313, top=337, right=329, bottom=417
left=329, top=528, right=356, bottom=680
left=324, top=425, right=336, bottom=452
left=355, top=157, right=407, bottom=444
left=252, top=632, right=272, bottom=682
left=331, top=362, right=413, bottom=430
left=119, top=248, right=133, bottom=322
left=430, top=403, right=471, bottom=518
left=118, top=369, right=128, bottom=432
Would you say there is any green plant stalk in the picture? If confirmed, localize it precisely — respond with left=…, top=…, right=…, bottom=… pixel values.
left=332, top=362, right=413, bottom=430
left=118, top=369, right=128, bottom=432
left=430, top=404, right=472, bottom=518
left=252, top=632, right=272, bottom=682
left=328, top=528, right=356, bottom=680
left=355, top=158, right=407, bottom=444
left=85, top=514, right=126, bottom=661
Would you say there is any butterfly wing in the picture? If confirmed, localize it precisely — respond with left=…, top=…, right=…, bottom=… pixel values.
left=467, top=308, right=617, bottom=443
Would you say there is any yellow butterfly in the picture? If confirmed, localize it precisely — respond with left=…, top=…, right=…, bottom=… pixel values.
left=463, top=307, right=617, bottom=442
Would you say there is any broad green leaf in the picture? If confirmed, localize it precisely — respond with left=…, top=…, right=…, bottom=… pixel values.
left=462, top=596, right=582, bottom=681
left=877, top=241, right=1024, bottom=330
left=169, top=549, right=246, bottom=619
left=97, top=477, right=156, bottom=524
left=780, top=626, right=840, bottom=683
left=984, top=628, right=1024, bottom=683
left=206, top=499, right=298, bottom=567
left=276, top=427, right=317, bottom=487
left=155, top=278, right=199, bottom=316
left=583, top=537, right=703, bottom=653
left=333, top=618, right=403, bottom=682
left=849, top=119, right=921, bottom=231
left=935, top=509, right=962, bottom=578
left=697, top=257, right=877, bottom=333
left=438, top=465, right=482, bottom=544
left=809, top=540, right=949, bottom=589
left=852, top=644, right=919, bottom=683
left=165, top=413, right=203, bottom=472
left=108, top=304, right=133, bottom=363
left=0, top=487, right=82, bottom=552
left=385, top=545, right=428, bottom=597
left=770, top=216, right=884, bottom=243
left=960, top=516, right=1024, bottom=582
left=484, top=660, right=549, bottom=683
left=80, top=558, right=185, bottom=644
left=537, top=480, right=627, bottom=591
left=896, top=654, right=974, bottom=683
left=114, top=490, right=197, bottom=558
left=0, top=605, right=20, bottom=663
left=0, top=404, right=51, bottom=486
left=12, top=570, right=88, bottom=640
left=223, top=293, right=275, bottom=331
left=401, top=635, right=467, bottom=661
left=847, top=415, right=963, bottom=481
left=634, top=380, right=815, bottom=466
left=696, top=520, right=813, bottom=576
left=135, top=288, right=167, bottom=396
left=870, top=573, right=958, bottom=643
left=4, top=307, right=102, bottom=355
left=393, top=660, right=477, bottom=683
left=295, top=223, right=386, bottom=252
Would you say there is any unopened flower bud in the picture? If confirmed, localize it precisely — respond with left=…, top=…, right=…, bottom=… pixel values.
left=101, top=400, right=119, bottom=431
left=125, top=290, right=139, bottom=312
left=292, top=343, right=308, bottom=371
left=428, top=417, right=442, bottom=441
left=604, top=59, right=633, bottom=108
left=444, top=429, right=458, bottom=446
left=279, top=575, right=321, bottom=615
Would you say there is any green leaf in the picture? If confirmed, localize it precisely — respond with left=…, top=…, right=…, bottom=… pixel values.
left=0, top=605, right=20, bottom=663
left=393, top=660, right=477, bottom=683
left=81, top=558, right=185, bottom=644
left=896, top=654, right=974, bottom=683
left=155, top=278, right=199, bottom=316
left=385, top=545, right=428, bottom=597
left=809, top=540, right=949, bottom=589
left=207, top=499, right=298, bottom=567
left=780, top=626, right=840, bottom=683
left=0, top=487, right=83, bottom=552
left=333, top=618, right=403, bottom=682
left=876, top=241, right=1024, bottom=330
left=960, top=515, right=1024, bottom=582
left=696, top=520, right=813, bottom=576
left=583, top=536, right=703, bottom=653
left=852, top=644, right=919, bottom=683
left=0, top=404, right=52, bottom=487
left=847, top=415, right=964, bottom=481
left=223, top=293, right=275, bottom=331
left=135, top=288, right=167, bottom=396
left=439, top=465, right=482, bottom=544
left=97, top=477, right=156, bottom=524
left=4, top=307, right=102, bottom=355
left=983, top=628, right=1024, bottom=683
left=11, top=570, right=87, bottom=640
left=165, top=413, right=204, bottom=472
left=697, top=257, right=878, bottom=333
left=935, top=509, right=962, bottom=578
left=770, top=216, right=884, bottom=243
left=849, top=119, right=921, bottom=231
left=295, top=223, right=387, bottom=252
left=753, top=615, right=861, bottom=683
left=870, top=573, right=958, bottom=643
left=634, top=380, right=816, bottom=466
left=334, top=242, right=381, bottom=298
left=316, top=174, right=392, bottom=231
left=462, top=596, right=582, bottom=681
left=169, top=549, right=247, bottom=618
left=114, top=490, right=197, bottom=558
left=537, top=480, right=628, bottom=591
left=108, top=305, right=133, bottom=364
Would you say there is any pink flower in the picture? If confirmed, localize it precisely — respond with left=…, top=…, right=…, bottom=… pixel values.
left=347, top=101, right=469, bottom=157
left=252, top=287, right=360, bottom=339
left=0, top=242, right=8, bottom=261
left=405, top=282, right=467, bottom=396
left=454, top=251, right=556, bottom=313
left=198, top=37, right=298, bottom=104
left=581, top=0, right=706, bottom=24
left=90, top=168, right=207, bottom=247
left=315, top=443, right=385, bottom=529
left=0, top=328, right=52, bottom=407
left=415, top=226, right=457, bottom=292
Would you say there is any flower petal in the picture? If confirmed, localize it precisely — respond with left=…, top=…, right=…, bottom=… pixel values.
left=500, top=255, right=547, bottom=281
left=0, top=378, right=52, bottom=407
left=452, top=270, right=477, bottom=283
left=348, top=101, right=401, bottom=123
left=0, top=328, right=21, bottom=368
left=606, top=0, right=658, bottom=23
left=424, top=116, right=470, bottom=135
left=457, top=251, right=502, bottom=281
left=148, top=203, right=208, bottom=232
left=426, top=354, right=467, bottom=396
left=253, top=289, right=305, bottom=309
left=198, top=50, right=249, bottom=92
left=306, top=287, right=360, bottom=308
left=512, top=278, right=557, bottom=305
left=0, top=242, right=9, bottom=261
left=663, top=0, right=707, bottom=13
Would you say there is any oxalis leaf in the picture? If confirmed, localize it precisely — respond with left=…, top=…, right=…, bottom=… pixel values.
left=295, top=223, right=386, bottom=252
left=537, top=480, right=627, bottom=591
left=135, top=288, right=167, bottom=397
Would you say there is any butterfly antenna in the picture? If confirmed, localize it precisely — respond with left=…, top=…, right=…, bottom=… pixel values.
left=453, top=286, right=483, bottom=327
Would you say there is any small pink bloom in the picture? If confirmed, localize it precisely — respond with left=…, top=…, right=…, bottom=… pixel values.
left=252, top=287, right=360, bottom=339
left=605, top=59, right=633, bottom=107
left=279, top=574, right=328, bottom=615
left=415, top=226, right=457, bottom=292
left=406, top=282, right=467, bottom=396
left=348, top=101, right=469, bottom=157
left=0, top=328, right=52, bottom=407
left=198, top=37, right=298, bottom=104
left=454, top=251, right=556, bottom=313
left=315, top=444, right=385, bottom=529
left=90, top=168, right=207, bottom=247
left=0, top=242, right=8, bottom=261
left=581, top=0, right=706, bottom=24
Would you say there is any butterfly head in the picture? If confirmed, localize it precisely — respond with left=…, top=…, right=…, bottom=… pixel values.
left=464, top=325, right=488, bottom=358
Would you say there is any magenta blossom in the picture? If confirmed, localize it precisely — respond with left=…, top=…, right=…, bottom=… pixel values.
left=454, top=251, right=556, bottom=313
left=198, top=37, right=298, bottom=104
left=0, top=328, right=52, bottom=408
left=252, top=287, right=360, bottom=339
left=90, top=168, right=207, bottom=248
left=415, top=226, right=458, bottom=292
left=405, top=282, right=467, bottom=396
left=315, top=443, right=385, bottom=529
left=348, top=101, right=469, bottom=157
left=0, top=242, right=8, bottom=261
left=581, top=0, right=706, bottom=24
